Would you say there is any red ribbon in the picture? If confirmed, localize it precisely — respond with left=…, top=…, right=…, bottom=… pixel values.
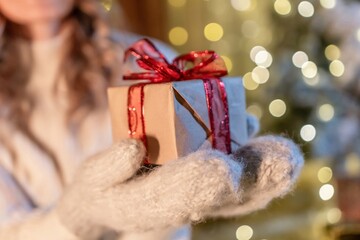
left=124, top=38, right=231, bottom=161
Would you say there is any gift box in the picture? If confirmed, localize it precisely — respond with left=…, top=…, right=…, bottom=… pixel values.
left=107, top=39, right=248, bottom=164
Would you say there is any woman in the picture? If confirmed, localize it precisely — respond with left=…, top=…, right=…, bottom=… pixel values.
left=0, top=0, right=303, bottom=239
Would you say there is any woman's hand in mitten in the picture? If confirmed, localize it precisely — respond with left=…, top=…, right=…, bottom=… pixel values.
left=56, top=139, right=243, bottom=238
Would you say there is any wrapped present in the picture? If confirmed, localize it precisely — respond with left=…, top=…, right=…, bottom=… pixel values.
left=107, top=39, right=248, bottom=164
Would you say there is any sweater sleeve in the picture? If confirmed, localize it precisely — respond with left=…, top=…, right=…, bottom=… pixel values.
left=0, top=165, right=79, bottom=240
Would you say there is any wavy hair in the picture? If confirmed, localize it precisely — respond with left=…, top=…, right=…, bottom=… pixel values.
left=0, top=0, right=123, bottom=184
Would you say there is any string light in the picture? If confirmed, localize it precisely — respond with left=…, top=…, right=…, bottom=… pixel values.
left=318, top=104, right=335, bottom=122
left=168, top=0, right=186, bottom=7
left=301, top=61, right=318, bottom=78
left=325, top=44, right=341, bottom=61
left=329, top=60, right=345, bottom=77
left=204, top=23, right=224, bottom=42
left=269, top=99, right=286, bottom=117
left=236, top=225, right=253, bottom=240
left=252, top=66, right=270, bottom=84
left=231, top=0, right=251, bottom=11
left=243, top=72, right=259, bottom=90
left=274, top=0, right=292, bottom=16
left=247, top=104, right=263, bottom=119
left=300, top=124, right=316, bottom=142
left=319, top=184, right=335, bottom=201
left=327, top=208, right=342, bottom=224
left=317, top=167, right=333, bottom=183
left=320, top=0, right=336, bottom=9
left=298, top=1, right=315, bottom=18
left=168, top=27, right=188, bottom=46
left=292, top=51, right=309, bottom=68
left=221, top=55, right=233, bottom=72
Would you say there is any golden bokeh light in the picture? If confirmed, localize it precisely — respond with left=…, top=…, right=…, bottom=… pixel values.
left=357, top=29, right=360, bottom=42
left=298, top=1, right=315, bottom=18
left=250, top=46, right=266, bottom=62
left=301, top=61, right=318, bottom=78
left=345, top=153, right=360, bottom=176
left=320, top=0, right=336, bottom=9
left=101, top=0, right=112, bottom=11
left=303, top=74, right=320, bottom=86
left=204, top=23, right=224, bottom=42
left=292, top=51, right=309, bottom=68
left=300, top=124, right=316, bottom=142
left=318, top=104, right=335, bottom=122
left=329, top=60, right=345, bottom=77
left=231, top=0, right=251, bottom=11
left=255, top=50, right=273, bottom=68
left=327, top=208, right=342, bottom=224
left=252, top=66, right=270, bottom=84
left=247, top=104, right=263, bottom=119
left=317, top=167, right=333, bottom=183
left=274, top=0, right=292, bottom=15
left=168, top=0, right=186, bottom=7
left=236, top=225, right=253, bottom=240
left=269, top=99, right=286, bottom=117
left=243, top=72, right=259, bottom=90
left=325, top=44, right=341, bottom=61
left=221, top=55, right=233, bottom=72
left=168, top=27, right=188, bottom=46
left=319, top=184, right=335, bottom=201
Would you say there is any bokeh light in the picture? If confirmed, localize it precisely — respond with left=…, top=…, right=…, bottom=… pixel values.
left=320, top=0, right=336, bottom=9
left=252, top=66, right=270, bottom=84
left=329, top=60, right=345, bottom=77
left=317, top=167, right=333, bottom=183
left=221, top=55, right=233, bottom=72
left=325, top=44, right=341, bottom=61
left=204, top=23, right=224, bottom=42
left=243, top=72, right=259, bottom=90
left=269, top=99, right=287, bottom=117
left=319, top=184, right=335, bottom=201
left=168, top=27, right=188, bottom=46
left=274, top=0, right=292, bottom=16
left=356, top=29, right=360, bottom=42
left=236, top=225, right=253, bottom=240
left=231, top=0, right=251, bottom=11
left=298, top=1, right=315, bottom=18
left=292, top=51, right=309, bottom=68
left=327, top=208, right=342, bottom=224
left=300, top=124, right=316, bottom=142
left=247, top=104, right=263, bottom=119
left=318, top=104, right=335, bottom=122
left=255, top=50, right=273, bottom=68
left=303, top=74, right=320, bottom=86
left=250, top=46, right=266, bottom=62
left=345, top=153, right=360, bottom=176
left=301, top=61, right=317, bottom=78
left=168, top=0, right=186, bottom=7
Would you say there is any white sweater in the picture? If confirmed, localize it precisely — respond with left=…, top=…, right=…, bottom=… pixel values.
left=0, top=33, right=189, bottom=240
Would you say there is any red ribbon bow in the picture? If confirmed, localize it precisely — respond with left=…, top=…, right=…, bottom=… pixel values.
left=124, top=38, right=231, bottom=161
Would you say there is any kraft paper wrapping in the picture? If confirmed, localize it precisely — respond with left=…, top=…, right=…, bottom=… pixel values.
left=107, top=77, right=248, bottom=165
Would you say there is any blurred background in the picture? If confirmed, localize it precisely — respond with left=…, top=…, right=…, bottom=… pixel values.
left=104, top=0, right=360, bottom=239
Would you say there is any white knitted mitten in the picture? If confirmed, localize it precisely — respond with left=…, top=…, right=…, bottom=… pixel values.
left=56, top=139, right=243, bottom=238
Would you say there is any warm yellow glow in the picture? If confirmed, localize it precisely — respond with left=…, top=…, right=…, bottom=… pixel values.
left=204, top=23, right=224, bottom=42
left=243, top=72, right=259, bottom=90
left=318, top=104, right=334, bottom=122
left=317, top=167, right=333, bottom=183
left=329, top=60, right=345, bottom=77
left=221, top=55, right=233, bottom=72
left=236, top=225, right=253, bottom=240
left=252, top=66, right=270, bottom=84
left=250, top=46, right=266, bottom=62
left=231, top=0, right=251, bottom=11
left=319, top=184, right=334, bottom=201
left=298, top=1, right=315, bottom=18
left=327, top=208, right=342, bottom=224
left=168, top=27, right=188, bottom=46
left=345, top=153, right=360, bottom=176
left=168, top=0, right=186, bottom=7
left=247, top=104, right=263, bottom=119
left=320, top=0, right=336, bottom=9
left=274, top=0, right=292, bottom=15
left=101, top=0, right=112, bottom=11
left=357, top=29, right=360, bottom=42
left=325, top=44, right=341, bottom=61
left=301, top=61, right=318, bottom=78
left=255, top=50, right=273, bottom=68
left=300, top=124, right=316, bottom=142
left=269, top=99, right=286, bottom=117
left=303, top=74, right=320, bottom=86
left=292, top=51, right=309, bottom=68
